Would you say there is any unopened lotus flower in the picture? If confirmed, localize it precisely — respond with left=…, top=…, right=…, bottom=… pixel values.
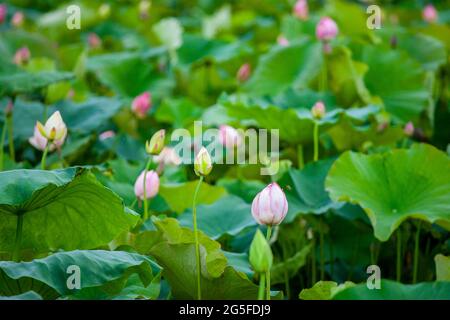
left=293, top=0, right=308, bottom=20
left=154, top=147, right=182, bottom=166
left=35, top=111, right=67, bottom=147
left=423, top=4, right=438, bottom=23
left=237, top=63, right=251, bottom=82
left=12, top=11, right=24, bottom=27
left=316, top=17, right=338, bottom=41
left=251, top=183, right=288, bottom=226
left=88, top=33, right=102, bottom=49
left=0, top=4, right=6, bottom=24
left=13, top=47, right=30, bottom=65
left=146, top=129, right=165, bottom=155
left=134, top=170, right=160, bottom=200
left=277, top=35, right=289, bottom=47
left=99, top=130, right=115, bottom=141
left=404, top=121, right=414, bottom=137
left=311, top=101, right=326, bottom=119
left=131, top=92, right=152, bottom=118
left=219, top=125, right=242, bottom=148
left=194, top=147, right=212, bottom=176
left=29, top=125, right=53, bottom=151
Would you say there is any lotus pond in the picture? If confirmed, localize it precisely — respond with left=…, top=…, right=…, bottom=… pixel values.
left=0, top=0, right=449, bottom=301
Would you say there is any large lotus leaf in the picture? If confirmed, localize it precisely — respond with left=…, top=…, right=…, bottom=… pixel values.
left=0, top=168, right=138, bottom=254
left=244, top=39, right=322, bottom=96
left=216, top=178, right=266, bottom=203
left=0, top=250, right=158, bottom=299
left=280, top=159, right=343, bottom=223
left=271, top=244, right=312, bottom=285
left=159, top=181, right=227, bottom=214
left=0, top=71, right=74, bottom=96
left=352, top=45, right=429, bottom=122
left=299, top=281, right=355, bottom=300
left=325, top=144, right=450, bottom=241
left=155, top=98, right=203, bottom=128
left=136, top=218, right=270, bottom=299
left=325, top=0, right=373, bottom=38
left=435, top=254, right=450, bottom=281
left=178, top=195, right=256, bottom=240
left=0, top=291, right=43, bottom=300
left=333, top=280, right=450, bottom=300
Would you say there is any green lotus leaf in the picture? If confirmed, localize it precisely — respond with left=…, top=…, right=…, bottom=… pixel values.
left=0, top=168, right=139, bottom=255
left=178, top=195, right=256, bottom=240
left=325, top=144, right=450, bottom=241
left=155, top=98, right=203, bottom=128
left=271, top=244, right=312, bottom=285
left=0, top=71, right=74, bottom=96
left=333, top=280, right=450, bottom=300
left=0, top=250, right=158, bottom=299
left=0, top=291, right=43, bottom=300
left=299, top=281, right=355, bottom=300
left=435, top=254, right=450, bottom=281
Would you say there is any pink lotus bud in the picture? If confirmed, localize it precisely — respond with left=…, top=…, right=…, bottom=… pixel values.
left=35, top=111, right=67, bottom=147
left=219, top=125, right=242, bottom=148
left=251, top=182, right=288, bottom=226
left=5, top=100, right=13, bottom=117
left=154, top=147, right=182, bottom=166
left=316, top=17, right=339, bottom=41
left=277, top=35, right=290, bottom=47
left=404, top=121, right=414, bottom=137
left=12, top=11, right=24, bottom=27
left=88, top=33, right=102, bottom=49
left=13, top=47, right=31, bottom=65
left=29, top=125, right=53, bottom=151
left=145, top=129, right=165, bottom=155
left=236, top=63, right=251, bottom=82
left=131, top=92, right=152, bottom=119
left=99, top=130, right=115, bottom=141
left=134, top=170, right=160, bottom=200
left=293, top=0, right=308, bottom=20
left=423, top=4, right=438, bottom=23
left=311, top=101, right=326, bottom=119
left=0, top=4, right=6, bottom=24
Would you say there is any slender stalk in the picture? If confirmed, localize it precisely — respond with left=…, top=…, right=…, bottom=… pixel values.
left=320, top=53, right=327, bottom=92
left=412, top=222, right=422, bottom=284
left=396, top=228, right=402, bottom=282
left=12, top=214, right=24, bottom=262
left=265, top=226, right=272, bottom=300
left=313, top=122, right=319, bottom=162
left=258, top=273, right=266, bottom=300
left=193, top=176, right=204, bottom=300
left=6, top=116, right=15, bottom=162
left=284, top=270, right=291, bottom=299
left=297, top=144, right=304, bottom=169
left=0, top=120, right=7, bottom=171
left=319, top=219, right=325, bottom=280
left=40, top=143, right=50, bottom=170
left=311, top=239, right=316, bottom=285
left=142, top=157, right=153, bottom=221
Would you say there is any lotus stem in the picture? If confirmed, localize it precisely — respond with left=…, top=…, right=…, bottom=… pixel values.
left=313, top=121, right=319, bottom=162
left=412, top=221, right=422, bottom=284
left=6, top=115, right=15, bottom=162
left=319, top=219, right=325, bottom=280
left=12, top=214, right=24, bottom=262
left=193, top=175, right=204, bottom=300
left=258, top=273, right=266, bottom=300
left=311, top=238, right=317, bottom=286
left=265, top=226, right=272, bottom=300
left=142, top=157, right=153, bottom=221
left=0, top=119, right=7, bottom=171
left=41, top=143, right=50, bottom=170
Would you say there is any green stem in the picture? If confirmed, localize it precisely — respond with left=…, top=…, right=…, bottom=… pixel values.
left=193, top=176, right=204, bottom=300
left=6, top=116, right=15, bottom=162
left=311, top=239, right=316, bottom=285
left=313, top=121, right=319, bottom=162
left=12, top=214, right=24, bottom=262
left=319, top=219, right=325, bottom=280
left=297, top=144, right=304, bottom=169
left=258, top=273, right=266, bottom=300
left=142, top=157, right=153, bottom=221
left=0, top=119, right=7, bottom=171
left=320, top=54, right=327, bottom=92
left=265, top=226, right=272, bottom=300
left=396, top=228, right=402, bottom=282
left=412, top=221, right=422, bottom=284
left=41, top=143, right=49, bottom=170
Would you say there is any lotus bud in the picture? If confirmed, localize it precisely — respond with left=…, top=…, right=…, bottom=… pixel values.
left=293, top=0, right=308, bottom=20
left=35, top=111, right=67, bottom=147
left=98, top=3, right=111, bottom=19
left=251, top=182, right=288, bottom=226
left=13, top=47, right=31, bottom=65
left=316, top=17, right=339, bottom=41
left=194, top=147, right=212, bottom=177
left=131, top=92, right=152, bottom=119
left=249, top=229, right=273, bottom=273
left=146, top=129, right=165, bottom=155
left=134, top=170, right=160, bottom=200
left=236, top=63, right=251, bottom=82
left=88, top=33, right=102, bottom=49
left=99, top=130, right=115, bottom=141
left=311, top=101, right=326, bottom=119
left=12, top=11, right=24, bottom=27
left=5, top=101, right=13, bottom=117
left=154, top=147, right=182, bottom=166
left=423, top=4, right=438, bottom=23
left=0, top=4, right=6, bottom=24
left=29, top=125, right=52, bottom=151
left=277, top=35, right=289, bottom=47
left=404, top=121, right=414, bottom=137
left=219, top=125, right=242, bottom=148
